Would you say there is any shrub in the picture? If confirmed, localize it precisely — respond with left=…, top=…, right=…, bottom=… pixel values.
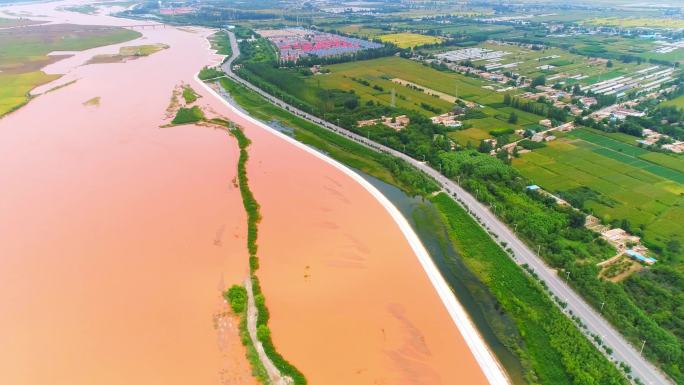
left=225, top=285, right=247, bottom=313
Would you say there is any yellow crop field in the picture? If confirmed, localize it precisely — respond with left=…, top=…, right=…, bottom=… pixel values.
left=378, top=33, right=443, bottom=48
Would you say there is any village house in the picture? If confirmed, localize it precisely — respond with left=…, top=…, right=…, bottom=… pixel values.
left=431, top=112, right=462, bottom=128
left=357, top=115, right=410, bottom=131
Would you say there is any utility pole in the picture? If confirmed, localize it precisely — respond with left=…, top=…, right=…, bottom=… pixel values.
left=640, top=340, right=646, bottom=355
left=514, top=223, right=518, bottom=232
left=537, top=244, right=541, bottom=255
left=600, top=302, right=605, bottom=312
left=566, top=271, right=571, bottom=280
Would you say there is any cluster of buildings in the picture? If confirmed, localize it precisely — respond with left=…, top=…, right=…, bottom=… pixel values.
left=638, top=128, right=684, bottom=153
left=435, top=47, right=510, bottom=63
left=589, top=103, right=645, bottom=121
left=580, top=66, right=676, bottom=97
left=256, top=28, right=382, bottom=62
left=653, top=39, right=684, bottom=54
left=430, top=112, right=463, bottom=128
left=586, top=217, right=657, bottom=271
left=518, top=86, right=585, bottom=116
left=357, top=115, right=410, bottom=131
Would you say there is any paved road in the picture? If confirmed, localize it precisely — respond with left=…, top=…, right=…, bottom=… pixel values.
left=219, top=31, right=673, bottom=385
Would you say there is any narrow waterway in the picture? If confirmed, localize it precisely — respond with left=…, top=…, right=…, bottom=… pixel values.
left=358, top=172, right=528, bottom=385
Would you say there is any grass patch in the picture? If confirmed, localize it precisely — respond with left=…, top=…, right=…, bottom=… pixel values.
left=171, top=106, right=204, bottom=125
left=87, top=44, right=168, bottom=64
left=209, top=30, right=232, bottom=56
left=182, top=85, right=199, bottom=104
left=199, top=66, right=225, bottom=80
left=0, top=24, right=140, bottom=117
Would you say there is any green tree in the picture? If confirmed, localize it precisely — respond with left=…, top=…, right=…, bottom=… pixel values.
left=508, top=111, right=519, bottom=124
left=478, top=139, right=493, bottom=153
left=531, top=75, right=546, bottom=88
left=224, top=285, right=247, bottom=313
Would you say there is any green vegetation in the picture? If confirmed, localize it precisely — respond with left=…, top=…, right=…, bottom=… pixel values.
left=87, top=44, right=169, bottom=64
left=0, top=24, right=140, bottom=117
left=198, top=66, right=225, bottom=80
left=182, top=85, right=199, bottom=104
left=171, top=106, right=204, bottom=125
left=225, top=284, right=247, bottom=313
left=220, top=119, right=306, bottom=384
left=209, top=31, right=232, bottom=56
left=441, top=147, right=683, bottom=382
left=238, top=308, right=271, bottom=384
left=223, top=282, right=270, bottom=384
left=432, top=193, right=627, bottom=385
left=514, top=128, right=684, bottom=257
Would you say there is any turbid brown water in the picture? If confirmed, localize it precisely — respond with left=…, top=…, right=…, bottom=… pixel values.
left=0, top=1, right=495, bottom=384
left=0, top=2, right=255, bottom=384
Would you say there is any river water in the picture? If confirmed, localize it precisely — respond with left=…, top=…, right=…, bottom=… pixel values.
left=359, top=172, right=528, bottom=385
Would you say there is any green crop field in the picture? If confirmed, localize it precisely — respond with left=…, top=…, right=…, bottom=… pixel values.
left=334, top=24, right=385, bottom=38
left=514, top=128, right=684, bottom=252
left=244, top=56, right=506, bottom=118
left=0, top=24, right=140, bottom=117
left=659, top=94, right=684, bottom=109
left=308, top=57, right=549, bottom=131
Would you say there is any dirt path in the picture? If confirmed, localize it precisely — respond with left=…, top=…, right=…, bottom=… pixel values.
left=244, top=277, right=293, bottom=385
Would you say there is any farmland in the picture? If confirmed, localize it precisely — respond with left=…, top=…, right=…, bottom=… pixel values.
left=378, top=32, right=442, bottom=48
left=0, top=24, right=140, bottom=117
left=437, top=40, right=650, bottom=88
left=587, top=17, right=684, bottom=29
left=513, top=128, right=684, bottom=253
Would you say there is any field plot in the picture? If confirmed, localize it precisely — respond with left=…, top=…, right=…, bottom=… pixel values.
left=378, top=33, right=442, bottom=48
left=334, top=24, right=384, bottom=38
left=0, top=23, right=140, bottom=116
left=443, top=41, right=650, bottom=88
left=587, top=17, right=684, bottom=29
left=514, top=128, right=684, bottom=250
left=307, top=57, right=544, bottom=131
left=538, top=33, right=684, bottom=65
